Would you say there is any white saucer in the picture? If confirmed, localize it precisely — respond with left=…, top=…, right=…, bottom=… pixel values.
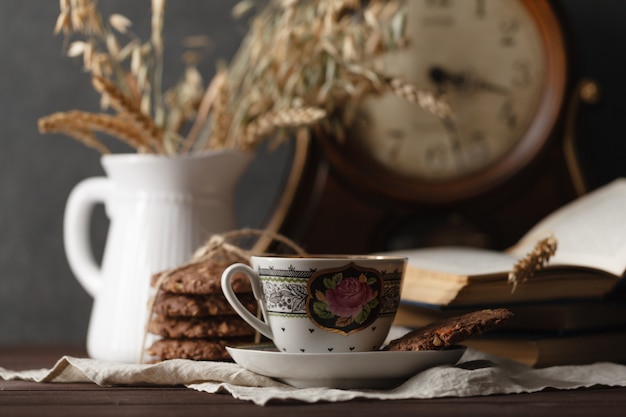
left=226, top=344, right=465, bottom=389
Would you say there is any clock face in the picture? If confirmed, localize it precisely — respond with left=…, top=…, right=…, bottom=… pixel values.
left=345, top=0, right=567, bottom=202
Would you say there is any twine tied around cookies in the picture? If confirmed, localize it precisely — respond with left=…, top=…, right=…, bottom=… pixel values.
left=141, top=228, right=307, bottom=363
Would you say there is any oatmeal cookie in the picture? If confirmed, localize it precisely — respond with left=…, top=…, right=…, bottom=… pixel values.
left=152, top=292, right=257, bottom=317
left=148, top=314, right=256, bottom=339
left=151, top=260, right=252, bottom=295
left=147, top=336, right=256, bottom=361
left=384, top=308, right=513, bottom=351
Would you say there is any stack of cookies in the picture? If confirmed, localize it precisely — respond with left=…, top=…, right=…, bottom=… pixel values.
left=145, top=259, right=258, bottom=361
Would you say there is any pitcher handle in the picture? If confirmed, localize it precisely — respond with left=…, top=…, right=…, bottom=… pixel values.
left=221, top=263, right=273, bottom=340
left=63, top=177, right=110, bottom=298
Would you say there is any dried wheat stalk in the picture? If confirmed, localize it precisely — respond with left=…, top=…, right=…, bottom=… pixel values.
left=44, top=0, right=446, bottom=156
left=39, top=110, right=154, bottom=153
left=199, top=0, right=447, bottom=151
left=150, top=0, right=166, bottom=128
left=182, top=69, right=227, bottom=152
left=508, top=234, right=558, bottom=293
left=37, top=118, right=111, bottom=154
left=43, top=0, right=209, bottom=155
left=384, top=77, right=451, bottom=119
left=239, top=107, right=327, bottom=149
left=207, top=70, right=234, bottom=150
left=91, top=75, right=164, bottom=153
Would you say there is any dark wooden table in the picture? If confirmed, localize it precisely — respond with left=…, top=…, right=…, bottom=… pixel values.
left=2, top=345, right=626, bottom=417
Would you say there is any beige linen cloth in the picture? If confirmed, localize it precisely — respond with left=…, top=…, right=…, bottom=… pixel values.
left=2, top=349, right=626, bottom=406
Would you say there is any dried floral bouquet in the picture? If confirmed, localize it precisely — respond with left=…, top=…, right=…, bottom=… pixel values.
left=38, top=0, right=448, bottom=155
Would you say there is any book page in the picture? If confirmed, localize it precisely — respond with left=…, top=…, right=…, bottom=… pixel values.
left=387, top=247, right=518, bottom=276
left=509, top=178, right=626, bottom=276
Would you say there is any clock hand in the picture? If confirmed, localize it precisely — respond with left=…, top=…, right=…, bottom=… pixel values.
left=429, top=66, right=509, bottom=96
left=429, top=66, right=458, bottom=95
left=470, top=76, right=510, bottom=96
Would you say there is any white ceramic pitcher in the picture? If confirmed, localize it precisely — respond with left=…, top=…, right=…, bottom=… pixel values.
left=63, top=150, right=252, bottom=363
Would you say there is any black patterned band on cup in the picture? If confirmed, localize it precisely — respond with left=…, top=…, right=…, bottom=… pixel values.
left=258, top=263, right=403, bottom=335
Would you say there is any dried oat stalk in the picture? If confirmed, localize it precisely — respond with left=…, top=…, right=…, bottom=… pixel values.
left=191, top=0, right=448, bottom=150
left=42, top=0, right=447, bottom=156
left=41, top=0, right=206, bottom=154
left=508, top=234, right=558, bottom=293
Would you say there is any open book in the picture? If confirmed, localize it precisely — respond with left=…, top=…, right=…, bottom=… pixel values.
left=385, top=178, right=626, bottom=308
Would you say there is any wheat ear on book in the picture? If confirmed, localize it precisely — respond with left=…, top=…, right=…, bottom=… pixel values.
left=508, top=234, right=558, bottom=293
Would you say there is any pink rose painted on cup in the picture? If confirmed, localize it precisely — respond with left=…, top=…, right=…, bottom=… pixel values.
left=307, top=263, right=383, bottom=335
left=325, top=275, right=375, bottom=318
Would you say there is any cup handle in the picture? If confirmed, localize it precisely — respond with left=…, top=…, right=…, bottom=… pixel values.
left=221, top=263, right=273, bottom=340
left=63, top=177, right=110, bottom=298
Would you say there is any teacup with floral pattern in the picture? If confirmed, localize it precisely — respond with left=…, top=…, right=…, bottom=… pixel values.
left=221, top=255, right=406, bottom=353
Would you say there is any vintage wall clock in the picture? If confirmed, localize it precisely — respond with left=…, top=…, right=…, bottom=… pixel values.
left=274, top=0, right=592, bottom=254
left=344, top=0, right=567, bottom=203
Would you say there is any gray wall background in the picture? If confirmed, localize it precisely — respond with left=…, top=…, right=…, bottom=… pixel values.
left=0, top=0, right=291, bottom=345
left=2, top=1, right=626, bottom=346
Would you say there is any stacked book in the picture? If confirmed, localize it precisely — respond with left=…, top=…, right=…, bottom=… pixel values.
left=387, top=178, right=626, bottom=367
